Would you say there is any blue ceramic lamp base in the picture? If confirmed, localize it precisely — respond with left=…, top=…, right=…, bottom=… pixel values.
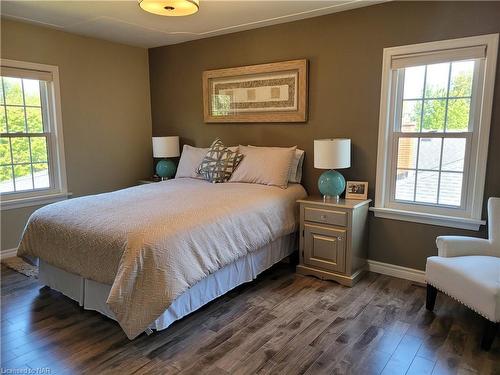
left=156, top=159, right=177, bottom=180
left=318, top=170, right=346, bottom=201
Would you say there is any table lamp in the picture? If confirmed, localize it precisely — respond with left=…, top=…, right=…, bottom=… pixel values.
left=314, top=138, right=351, bottom=201
left=153, top=136, right=180, bottom=180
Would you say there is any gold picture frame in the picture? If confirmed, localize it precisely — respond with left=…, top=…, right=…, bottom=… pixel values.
left=202, top=59, right=308, bottom=123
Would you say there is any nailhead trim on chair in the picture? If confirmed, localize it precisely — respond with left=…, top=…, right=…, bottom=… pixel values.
left=425, top=280, right=499, bottom=323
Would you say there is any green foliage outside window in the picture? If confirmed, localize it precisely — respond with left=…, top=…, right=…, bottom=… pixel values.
left=0, top=77, right=48, bottom=184
left=405, top=63, right=473, bottom=133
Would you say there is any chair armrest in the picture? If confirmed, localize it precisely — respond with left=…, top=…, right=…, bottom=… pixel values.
left=436, top=236, right=494, bottom=257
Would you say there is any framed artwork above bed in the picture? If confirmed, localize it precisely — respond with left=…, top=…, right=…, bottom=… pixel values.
left=202, top=59, right=308, bottom=123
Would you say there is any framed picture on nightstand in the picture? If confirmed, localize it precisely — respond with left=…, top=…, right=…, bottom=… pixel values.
left=345, top=181, right=368, bottom=200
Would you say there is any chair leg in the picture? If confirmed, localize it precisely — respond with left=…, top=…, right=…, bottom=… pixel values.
left=480, top=319, right=497, bottom=351
left=426, top=284, right=437, bottom=311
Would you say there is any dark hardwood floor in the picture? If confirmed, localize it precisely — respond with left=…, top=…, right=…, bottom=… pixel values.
left=1, top=263, right=499, bottom=374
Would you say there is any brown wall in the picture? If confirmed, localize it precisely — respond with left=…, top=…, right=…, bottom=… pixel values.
left=149, top=1, right=500, bottom=270
left=1, top=19, right=152, bottom=251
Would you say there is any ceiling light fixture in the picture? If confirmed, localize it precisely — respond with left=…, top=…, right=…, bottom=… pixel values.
left=138, top=0, right=199, bottom=16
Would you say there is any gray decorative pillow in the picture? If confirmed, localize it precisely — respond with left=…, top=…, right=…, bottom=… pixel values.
left=197, top=138, right=244, bottom=183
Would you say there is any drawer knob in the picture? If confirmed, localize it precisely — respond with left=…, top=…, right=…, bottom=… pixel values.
left=338, top=237, right=343, bottom=241
left=320, top=215, right=328, bottom=220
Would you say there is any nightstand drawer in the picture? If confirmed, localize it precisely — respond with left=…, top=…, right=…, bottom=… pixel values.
left=304, top=207, right=347, bottom=227
left=303, top=224, right=346, bottom=273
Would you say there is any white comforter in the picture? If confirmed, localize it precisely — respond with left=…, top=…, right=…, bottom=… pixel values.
left=18, top=178, right=306, bottom=339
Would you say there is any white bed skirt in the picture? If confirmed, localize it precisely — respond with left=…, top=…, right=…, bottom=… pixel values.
left=39, top=233, right=297, bottom=332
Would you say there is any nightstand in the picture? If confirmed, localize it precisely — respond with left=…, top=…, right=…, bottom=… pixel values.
left=296, top=196, right=371, bottom=287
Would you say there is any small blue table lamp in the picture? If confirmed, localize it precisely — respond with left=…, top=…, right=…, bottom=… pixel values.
left=314, top=138, right=351, bottom=201
left=152, top=136, right=180, bottom=180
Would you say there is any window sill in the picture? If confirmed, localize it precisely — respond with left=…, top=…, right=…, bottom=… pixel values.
left=1, top=192, right=71, bottom=211
left=370, top=207, right=485, bottom=231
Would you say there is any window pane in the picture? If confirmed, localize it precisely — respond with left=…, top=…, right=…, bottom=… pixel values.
left=33, top=163, right=49, bottom=189
left=422, top=99, right=446, bottom=132
left=442, top=138, right=466, bottom=172
left=417, top=138, right=442, bottom=170
left=30, top=137, right=48, bottom=162
left=3, top=77, right=24, bottom=105
left=401, top=100, right=421, bottom=132
left=397, top=138, right=418, bottom=169
left=425, top=63, right=450, bottom=98
left=0, top=138, right=11, bottom=165
left=6, top=106, right=26, bottom=133
left=446, top=98, right=470, bottom=132
left=0, top=107, right=6, bottom=133
left=424, top=63, right=449, bottom=98
left=0, top=73, right=55, bottom=196
left=439, top=172, right=463, bottom=206
left=0, top=166, right=14, bottom=192
left=26, top=107, right=43, bottom=133
left=403, top=66, right=425, bottom=99
left=395, top=169, right=415, bottom=201
left=23, top=79, right=41, bottom=106
left=13, top=164, right=33, bottom=191
left=449, top=61, right=474, bottom=97
left=11, top=137, right=31, bottom=163
left=415, top=171, right=439, bottom=204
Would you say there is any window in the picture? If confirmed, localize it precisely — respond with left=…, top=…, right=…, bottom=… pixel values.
left=0, top=59, right=67, bottom=209
left=373, top=34, right=498, bottom=230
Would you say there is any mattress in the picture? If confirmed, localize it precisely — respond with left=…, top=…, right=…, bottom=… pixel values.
left=39, top=233, right=296, bottom=332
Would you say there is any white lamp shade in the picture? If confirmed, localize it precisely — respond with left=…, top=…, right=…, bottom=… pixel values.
left=314, top=138, right=351, bottom=169
left=152, top=136, right=180, bottom=158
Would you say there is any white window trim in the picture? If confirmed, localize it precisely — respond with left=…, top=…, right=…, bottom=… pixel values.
left=372, top=34, right=499, bottom=231
left=0, top=59, right=68, bottom=210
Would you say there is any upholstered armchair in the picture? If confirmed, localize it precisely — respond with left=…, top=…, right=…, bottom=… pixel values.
left=425, top=197, right=500, bottom=350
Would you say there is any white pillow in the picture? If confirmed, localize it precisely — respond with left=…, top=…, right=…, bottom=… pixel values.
left=175, top=145, right=207, bottom=179
left=175, top=145, right=238, bottom=179
left=290, top=149, right=305, bottom=183
left=247, top=145, right=304, bottom=183
left=229, top=145, right=296, bottom=188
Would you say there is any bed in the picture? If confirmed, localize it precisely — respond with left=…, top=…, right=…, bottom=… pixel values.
left=18, top=178, right=307, bottom=339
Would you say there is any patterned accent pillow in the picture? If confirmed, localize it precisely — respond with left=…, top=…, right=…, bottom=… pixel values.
left=197, top=138, right=244, bottom=183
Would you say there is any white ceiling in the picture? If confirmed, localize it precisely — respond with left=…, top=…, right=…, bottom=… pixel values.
left=1, top=0, right=382, bottom=48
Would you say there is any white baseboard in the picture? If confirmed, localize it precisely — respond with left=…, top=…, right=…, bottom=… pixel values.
left=367, top=259, right=425, bottom=284
left=1, top=248, right=18, bottom=260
